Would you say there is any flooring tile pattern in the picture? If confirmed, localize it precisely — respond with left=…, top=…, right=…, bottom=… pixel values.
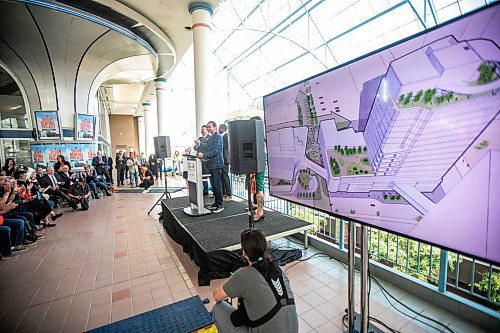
left=0, top=189, right=492, bottom=332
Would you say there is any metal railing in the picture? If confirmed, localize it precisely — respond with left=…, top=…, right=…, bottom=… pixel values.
left=231, top=174, right=500, bottom=311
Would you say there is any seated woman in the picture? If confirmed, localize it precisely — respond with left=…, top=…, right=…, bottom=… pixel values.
left=212, top=229, right=298, bottom=333
left=16, top=171, right=62, bottom=228
left=139, top=164, right=154, bottom=193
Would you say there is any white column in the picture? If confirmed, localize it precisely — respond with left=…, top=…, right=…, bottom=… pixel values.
left=154, top=77, right=168, bottom=136
left=137, top=116, right=145, bottom=155
left=142, top=102, right=151, bottom=156
left=189, top=2, right=213, bottom=132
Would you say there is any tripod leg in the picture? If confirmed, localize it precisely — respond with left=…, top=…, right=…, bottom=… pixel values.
left=148, top=192, right=166, bottom=215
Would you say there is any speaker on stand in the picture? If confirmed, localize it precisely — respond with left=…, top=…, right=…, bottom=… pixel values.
left=228, top=119, right=266, bottom=229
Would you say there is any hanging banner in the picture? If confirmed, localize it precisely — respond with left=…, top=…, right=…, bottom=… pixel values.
left=31, top=143, right=97, bottom=168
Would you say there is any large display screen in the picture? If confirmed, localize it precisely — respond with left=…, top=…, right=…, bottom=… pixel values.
left=263, top=5, right=500, bottom=264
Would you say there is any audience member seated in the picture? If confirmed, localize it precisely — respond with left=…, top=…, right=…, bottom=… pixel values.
left=81, top=164, right=112, bottom=199
left=57, top=165, right=75, bottom=190
left=39, top=167, right=78, bottom=210
left=92, top=151, right=111, bottom=183
left=15, top=171, right=62, bottom=228
left=68, top=178, right=91, bottom=211
left=2, top=158, right=16, bottom=176
left=212, top=229, right=298, bottom=333
left=139, top=164, right=154, bottom=193
left=35, top=167, right=45, bottom=183
left=0, top=224, right=19, bottom=260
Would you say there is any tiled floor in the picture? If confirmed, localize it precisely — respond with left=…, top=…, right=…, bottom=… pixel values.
left=0, top=188, right=491, bottom=333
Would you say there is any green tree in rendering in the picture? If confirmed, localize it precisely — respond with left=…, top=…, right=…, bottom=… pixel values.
left=399, top=94, right=405, bottom=103
left=478, top=62, right=497, bottom=85
left=414, top=90, right=423, bottom=102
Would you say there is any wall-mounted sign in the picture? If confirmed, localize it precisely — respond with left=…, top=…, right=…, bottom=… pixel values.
left=34, top=111, right=62, bottom=140
left=75, top=113, right=96, bottom=140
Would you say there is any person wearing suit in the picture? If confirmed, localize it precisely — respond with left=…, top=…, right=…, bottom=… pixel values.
left=39, top=167, right=78, bottom=210
left=218, top=123, right=232, bottom=201
left=115, top=151, right=126, bottom=186
left=196, top=121, right=224, bottom=212
left=92, top=151, right=111, bottom=182
left=194, top=125, right=210, bottom=195
left=57, top=165, right=74, bottom=190
left=105, top=152, right=114, bottom=184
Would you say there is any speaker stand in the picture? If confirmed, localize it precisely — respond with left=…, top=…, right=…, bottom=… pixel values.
left=147, top=176, right=170, bottom=215
left=247, top=174, right=255, bottom=230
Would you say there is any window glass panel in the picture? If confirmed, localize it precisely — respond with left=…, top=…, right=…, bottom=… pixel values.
left=2, top=140, right=32, bottom=167
left=0, top=69, right=29, bottom=129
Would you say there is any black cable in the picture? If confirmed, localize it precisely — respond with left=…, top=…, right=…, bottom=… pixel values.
left=371, top=276, right=455, bottom=333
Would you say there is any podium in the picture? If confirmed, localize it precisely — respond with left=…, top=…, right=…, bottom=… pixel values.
left=183, top=155, right=212, bottom=216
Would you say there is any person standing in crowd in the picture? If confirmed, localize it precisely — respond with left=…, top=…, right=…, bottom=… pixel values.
left=157, top=157, right=164, bottom=181
left=172, top=151, right=180, bottom=176
left=105, top=152, right=114, bottom=185
left=197, top=121, right=224, bottom=213
left=126, top=152, right=139, bottom=187
left=148, top=154, right=158, bottom=180
left=115, top=151, right=126, bottom=186
left=139, top=164, right=154, bottom=193
left=218, top=123, right=232, bottom=201
left=68, top=178, right=91, bottom=211
left=194, top=125, right=210, bottom=195
left=54, top=155, right=70, bottom=173
left=212, top=229, right=298, bottom=333
left=92, top=151, right=111, bottom=183
left=2, top=158, right=16, bottom=176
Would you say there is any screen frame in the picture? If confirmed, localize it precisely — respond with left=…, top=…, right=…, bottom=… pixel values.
left=33, top=110, right=62, bottom=140
left=262, top=3, right=500, bottom=265
left=74, top=113, right=96, bottom=141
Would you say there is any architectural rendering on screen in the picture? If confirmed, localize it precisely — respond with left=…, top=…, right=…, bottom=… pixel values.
left=264, top=6, right=500, bottom=264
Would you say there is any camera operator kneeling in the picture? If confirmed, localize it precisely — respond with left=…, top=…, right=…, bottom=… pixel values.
left=212, top=229, right=298, bottom=333
left=68, top=178, right=91, bottom=211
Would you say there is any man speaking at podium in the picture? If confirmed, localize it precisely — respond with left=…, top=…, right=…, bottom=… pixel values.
left=197, top=121, right=224, bottom=213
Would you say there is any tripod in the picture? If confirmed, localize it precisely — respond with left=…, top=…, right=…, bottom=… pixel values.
left=147, top=172, right=184, bottom=215
left=147, top=173, right=169, bottom=215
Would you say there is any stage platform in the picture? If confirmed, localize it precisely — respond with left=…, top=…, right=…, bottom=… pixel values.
left=162, top=196, right=312, bottom=252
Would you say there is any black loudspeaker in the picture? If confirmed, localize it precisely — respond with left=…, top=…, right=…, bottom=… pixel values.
left=154, top=136, right=171, bottom=158
left=228, top=119, right=265, bottom=175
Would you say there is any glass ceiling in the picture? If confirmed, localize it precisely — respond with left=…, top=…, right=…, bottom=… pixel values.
left=211, top=0, right=494, bottom=102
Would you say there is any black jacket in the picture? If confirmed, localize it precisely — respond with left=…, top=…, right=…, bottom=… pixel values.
left=222, top=132, right=230, bottom=165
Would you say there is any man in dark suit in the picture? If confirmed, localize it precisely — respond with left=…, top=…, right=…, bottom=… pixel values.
left=57, top=164, right=74, bottom=190
left=92, top=151, right=111, bottom=182
left=197, top=121, right=224, bottom=213
left=39, top=167, right=78, bottom=210
left=105, top=152, right=114, bottom=184
left=194, top=125, right=210, bottom=195
left=218, top=123, right=232, bottom=201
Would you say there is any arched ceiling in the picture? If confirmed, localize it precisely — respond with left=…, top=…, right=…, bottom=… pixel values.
left=0, top=0, right=220, bottom=121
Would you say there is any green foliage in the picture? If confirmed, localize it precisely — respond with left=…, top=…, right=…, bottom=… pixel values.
left=329, top=157, right=340, bottom=176
left=474, top=140, right=489, bottom=150
left=399, top=94, right=405, bottom=103
left=478, top=62, right=497, bottom=85
left=424, top=88, right=437, bottom=104
left=474, top=271, right=500, bottom=303
left=414, top=90, right=423, bottom=102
